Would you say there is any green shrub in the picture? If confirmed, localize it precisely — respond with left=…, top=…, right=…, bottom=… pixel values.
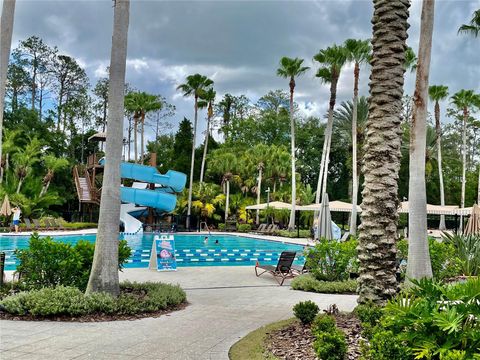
left=273, top=229, right=311, bottom=238
left=237, top=224, right=252, bottom=232
left=291, top=274, right=357, bottom=294
left=305, top=238, right=358, bottom=281
left=313, top=329, right=347, bottom=360
left=354, top=302, right=383, bottom=327
left=442, top=233, right=480, bottom=276
left=311, top=314, right=336, bottom=335
left=292, top=300, right=319, bottom=325
left=218, top=223, right=226, bottom=231
left=15, top=233, right=131, bottom=291
left=363, top=278, right=480, bottom=359
left=0, top=281, right=186, bottom=318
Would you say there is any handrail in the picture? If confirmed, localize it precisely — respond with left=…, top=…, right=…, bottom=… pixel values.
left=73, top=166, right=84, bottom=201
left=83, top=168, right=96, bottom=203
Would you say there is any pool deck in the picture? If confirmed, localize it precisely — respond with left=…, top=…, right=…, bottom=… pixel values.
left=0, top=267, right=358, bottom=360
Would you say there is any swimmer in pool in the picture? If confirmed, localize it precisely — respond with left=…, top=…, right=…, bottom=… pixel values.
left=204, top=236, right=209, bottom=244
left=215, top=239, right=219, bottom=245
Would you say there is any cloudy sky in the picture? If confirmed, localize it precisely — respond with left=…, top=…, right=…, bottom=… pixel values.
left=8, top=0, right=480, bottom=143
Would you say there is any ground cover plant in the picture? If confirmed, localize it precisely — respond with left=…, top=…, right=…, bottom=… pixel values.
left=291, top=275, right=357, bottom=294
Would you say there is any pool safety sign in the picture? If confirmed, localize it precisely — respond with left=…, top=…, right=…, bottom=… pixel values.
left=149, top=235, right=177, bottom=271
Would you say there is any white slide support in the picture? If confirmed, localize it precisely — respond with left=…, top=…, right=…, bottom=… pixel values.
left=120, top=182, right=148, bottom=234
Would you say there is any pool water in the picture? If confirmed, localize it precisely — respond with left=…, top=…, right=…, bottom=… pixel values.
left=0, top=233, right=306, bottom=271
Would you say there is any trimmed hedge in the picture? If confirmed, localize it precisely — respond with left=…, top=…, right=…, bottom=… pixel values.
left=291, top=275, right=357, bottom=294
left=0, top=281, right=186, bottom=318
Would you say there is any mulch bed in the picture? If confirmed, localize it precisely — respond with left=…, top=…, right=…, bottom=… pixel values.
left=266, top=310, right=364, bottom=360
left=0, top=303, right=188, bottom=322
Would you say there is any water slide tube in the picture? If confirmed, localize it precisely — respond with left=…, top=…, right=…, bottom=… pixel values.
left=99, top=159, right=187, bottom=233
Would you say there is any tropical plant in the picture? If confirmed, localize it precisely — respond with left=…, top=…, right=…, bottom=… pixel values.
left=86, top=0, right=130, bottom=296
left=0, top=128, right=20, bottom=184
left=406, top=0, right=435, bottom=282
left=343, top=39, right=371, bottom=235
left=276, top=56, right=309, bottom=230
left=198, top=87, right=216, bottom=184
left=404, top=46, right=417, bottom=72
left=429, top=85, right=449, bottom=230
left=191, top=182, right=225, bottom=220
left=313, top=44, right=347, bottom=231
left=40, top=154, right=69, bottom=196
left=12, top=137, right=42, bottom=193
left=358, top=0, right=410, bottom=304
left=442, top=233, right=480, bottom=276
left=458, top=9, right=480, bottom=37
left=176, top=73, right=214, bottom=229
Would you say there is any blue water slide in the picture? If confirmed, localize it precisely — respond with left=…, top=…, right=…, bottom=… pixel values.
left=120, top=187, right=177, bottom=212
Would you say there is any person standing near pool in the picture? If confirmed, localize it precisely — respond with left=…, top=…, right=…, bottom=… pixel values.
left=12, top=207, right=21, bottom=233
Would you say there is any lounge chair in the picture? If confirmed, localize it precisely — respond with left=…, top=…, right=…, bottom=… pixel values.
left=43, top=219, right=57, bottom=230
left=266, top=224, right=279, bottom=235
left=255, top=251, right=297, bottom=286
left=23, top=218, right=34, bottom=231
left=51, top=219, right=66, bottom=230
left=254, top=223, right=267, bottom=233
left=32, top=218, right=46, bottom=230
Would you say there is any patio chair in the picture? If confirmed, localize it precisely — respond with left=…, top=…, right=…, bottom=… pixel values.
left=255, top=251, right=297, bottom=286
left=43, top=219, right=57, bottom=230
left=23, top=218, right=34, bottom=231
left=51, top=219, right=66, bottom=230
left=254, top=223, right=267, bottom=233
left=258, top=224, right=274, bottom=234
left=32, top=218, right=46, bottom=230
left=292, top=251, right=313, bottom=275
left=266, top=224, right=279, bottom=235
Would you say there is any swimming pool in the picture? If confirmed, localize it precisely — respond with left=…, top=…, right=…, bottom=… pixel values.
left=0, top=233, right=306, bottom=271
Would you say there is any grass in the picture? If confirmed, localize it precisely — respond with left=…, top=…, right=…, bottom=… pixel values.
left=229, top=318, right=295, bottom=360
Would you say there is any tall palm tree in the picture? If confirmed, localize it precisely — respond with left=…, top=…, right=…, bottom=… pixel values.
left=344, top=39, right=371, bottom=235
left=177, top=74, right=214, bottom=229
left=277, top=57, right=309, bottom=231
left=313, top=45, right=347, bottom=235
left=266, top=145, right=290, bottom=193
left=245, top=144, right=270, bottom=225
left=0, top=0, right=16, bottom=184
left=86, top=0, right=130, bottom=296
left=428, top=85, right=449, bottom=229
left=0, top=128, right=19, bottom=184
left=404, top=46, right=418, bottom=72
left=209, top=150, right=237, bottom=222
left=13, top=138, right=42, bottom=194
left=199, top=87, right=216, bottom=183
left=458, top=9, right=480, bottom=37
left=450, top=89, right=480, bottom=232
left=124, top=91, right=162, bottom=163
left=406, top=0, right=435, bottom=282
left=40, top=155, right=69, bottom=196
left=358, top=0, right=410, bottom=304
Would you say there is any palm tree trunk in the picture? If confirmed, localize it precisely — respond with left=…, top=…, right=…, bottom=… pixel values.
left=288, top=77, right=296, bottom=231
left=86, top=0, right=129, bottom=296
left=460, top=107, right=467, bottom=232
left=358, top=0, right=410, bottom=304
left=199, top=113, right=210, bottom=183
left=477, top=165, right=480, bottom=204
left=435, top=100, right=446, bottom=230
left=225, top=178, right=230, bottom=222
left=186, top=97, right=198, bottom=230
left=406, top=0, right=435, bottom=282
left=127, top=116, right=132, bottom=161
left=16, top=178, right=23, bottom=193
left=133, top=115, right=138, bottom=163
left=0, top=0, right=16, bottom=180
left=140, top=112, right=145, bottom=163
left=256, top=167, right=262, bottom=225
left=350, top=62, right=360, bottom=235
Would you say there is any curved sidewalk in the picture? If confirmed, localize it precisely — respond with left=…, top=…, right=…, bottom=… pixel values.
left=0, top=267, right=358, bottom=360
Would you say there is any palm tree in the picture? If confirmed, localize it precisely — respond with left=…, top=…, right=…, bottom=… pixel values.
left=343, top=39, right=371, bottom=236
left=12, top=138, right=42, bottom=194
left=313, top=45, right=347, bottom=234
left=0, top=128, right=19, bottom=184
left=358, top=0, right=410, bottom=304
left=199, top=87, right=216, bottom=183
left=40, top=155, right=69, bottom=196
left=191, top=182, right=225, bottom=221
left=86, top=0, right=130, bottom=296
left=404, top=46, right=418, bottom=72
left=266, top=145, right=290, bottom=193
left=276, top=57, right=309, bottom=231
left=428, top=85, right=449, bottom=229
left=244, top=144, right=270, bottom=225
left=458, top=9, right=480, bottom=37
left=124, top=91, right=162, bottom=163
left=209, top=150, right=237, bottom=222
left=406, top=0, right=435, bottom=283
left=450, top=89, right=480, bottom=232
left=177, top=74, right=214, bottom=229
left=0, top=0, right=17, bottom=184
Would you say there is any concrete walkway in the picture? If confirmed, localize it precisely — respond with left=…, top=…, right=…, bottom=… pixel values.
left=0, top=267, right=357, bottom=360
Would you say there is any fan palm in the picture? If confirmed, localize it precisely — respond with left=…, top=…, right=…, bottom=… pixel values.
left=343, top=39, right=371, bottom=235
left=266, top=145, right=290, bottom=193
left=0, top=128, right=20, bottom=184
left=313, top=44, right=347, bottom=234
left=358, top=0, right=410, bottom=304
left=0, top=0, right=16, bottom=183
left=177, top=74, right=214, bottom=229
left=40, top=155, right=69, bottom=196
left=12, top=137, right=42, bottom=194
left=428, top=85, right=449, bottom=229
left=404, top=46, right=417, bottom=72
left=458, top=9, right=480, bottom=37
left=86, top=0, right=129, bottom=296
left=208, top=150, right=237, bottom=222
left=198, top=87, right=216, bottom=183
left=450, top=89, right=480, bottom=231
left=276, top=56, right=309, bottom=231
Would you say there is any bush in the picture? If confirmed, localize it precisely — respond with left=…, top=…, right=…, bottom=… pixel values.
left=442, top=233, right=480, bottom=276
left=362, top=278, right=480, bottom=359
left=237, top=223, right=252, bottom=233
left=218, top=223, right=226, bottom=231
left=291, top=275, right=357, bottom=294
left=292, top=300, right=319, bottom=324
left=273, top=229, right=311, bottom=238
left=305, top=238, right=358, bottom=281
left=311, top=314, right=336, bottom=335
left=354, top=302, right=383, bottom=339
left=0, top=281, right=186, bottom=318
left=15, top=233, right=131, bottom=291
left=313, top=329, right=347, bottom=360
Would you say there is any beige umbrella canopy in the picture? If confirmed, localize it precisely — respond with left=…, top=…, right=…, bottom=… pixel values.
left=464, top=204, right=480, bottom=235
left=245, top=201, right=293, bottom=210
left=0, top=194, right=12, bottom=216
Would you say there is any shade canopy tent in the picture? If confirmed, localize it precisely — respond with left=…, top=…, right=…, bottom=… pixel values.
left=245, top=201, right=293, bottom=210
left=398, top=201, right=460, bottom=215
left=300, top=200, right=362, bottom=213
left=464, top=204, right=480, bottom=235
left=88, top=132, right=107, bottom=142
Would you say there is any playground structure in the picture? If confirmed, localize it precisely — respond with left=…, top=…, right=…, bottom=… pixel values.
left=73, top=134, right=186, bottom=234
